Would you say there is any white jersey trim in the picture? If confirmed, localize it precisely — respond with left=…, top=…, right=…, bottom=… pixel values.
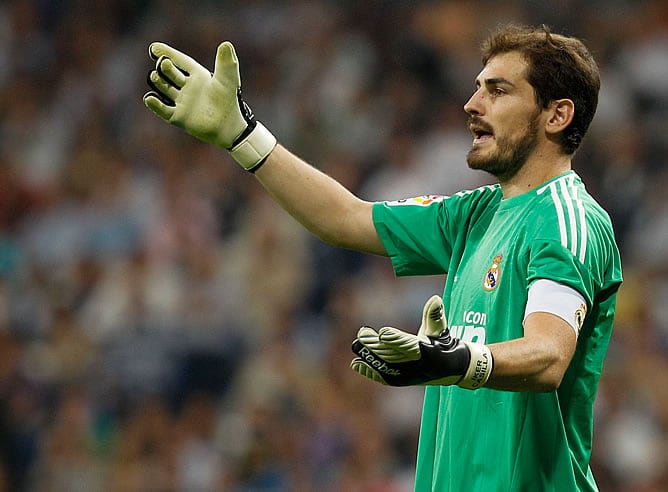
left=523, top=279, right=587, bottom=338
left=536, top=174, right=588, bottom=264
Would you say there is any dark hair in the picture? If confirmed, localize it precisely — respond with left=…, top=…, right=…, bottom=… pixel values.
left=481, top=24, right=600, bottom=155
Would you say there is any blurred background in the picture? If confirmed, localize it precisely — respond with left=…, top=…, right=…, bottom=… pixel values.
left=0, top=0, right=667, bottom=490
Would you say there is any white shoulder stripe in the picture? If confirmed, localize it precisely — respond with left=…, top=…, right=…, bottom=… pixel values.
left=547, top=182, right=568, bottom=249
left=569, top=175, right=588, bottom=263
left=536, top=175, right=588, bottom=264
left=559, top=178, right=578, bottom=256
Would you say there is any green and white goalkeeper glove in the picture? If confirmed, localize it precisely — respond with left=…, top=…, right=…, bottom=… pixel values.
left=351, top=295, right=493, bottom=389
left=143, top=41, right=276, bottom=172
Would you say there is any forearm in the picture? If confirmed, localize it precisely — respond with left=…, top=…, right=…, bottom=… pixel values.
left=254, top=145, right=387, bottom=255
left=485, top=313, right=576, bottom=392
left=484, top=340, right=561, bottom=392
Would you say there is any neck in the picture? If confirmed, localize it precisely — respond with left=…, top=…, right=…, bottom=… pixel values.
left=498, top=151, right=572, bottom=198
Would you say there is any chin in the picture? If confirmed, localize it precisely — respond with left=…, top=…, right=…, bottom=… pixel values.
left=466, top=149, right=490, bottom=171
left=466, top=153, right=522, bottom=179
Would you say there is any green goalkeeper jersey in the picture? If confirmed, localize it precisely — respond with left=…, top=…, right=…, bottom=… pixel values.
left=372, top=171, right=622, bottom=492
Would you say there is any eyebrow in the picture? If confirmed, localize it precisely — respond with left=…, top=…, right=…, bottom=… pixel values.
left=476, top=77, right=517, bottom=88
left=486, top=77, right=515, bottom=86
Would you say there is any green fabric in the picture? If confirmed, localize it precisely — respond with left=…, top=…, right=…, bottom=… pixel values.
left=372, top=171, right=622, bottom=491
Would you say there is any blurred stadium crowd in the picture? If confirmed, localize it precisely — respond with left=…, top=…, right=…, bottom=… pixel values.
left=0, top=0, right=667, bottom=490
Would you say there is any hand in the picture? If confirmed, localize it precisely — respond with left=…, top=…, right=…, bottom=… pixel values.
left=143, top=41, right=276, bottom=172
left=350, top=295, right=493, bottom=389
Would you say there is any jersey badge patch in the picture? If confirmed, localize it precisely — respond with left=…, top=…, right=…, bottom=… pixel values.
left=483, top=254, right=503, bottom=291
left=574, top=303, right=587, bottom=334
left=388, top=195, right=445, bottom=206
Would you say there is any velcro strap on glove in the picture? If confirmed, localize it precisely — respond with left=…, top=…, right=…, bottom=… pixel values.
left=458, top=342, right=493, bottom=389
left=228, top=122, right=277, bottom=172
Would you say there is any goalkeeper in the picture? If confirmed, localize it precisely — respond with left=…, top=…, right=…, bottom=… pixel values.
left=143, top=24, right=622, bottom=491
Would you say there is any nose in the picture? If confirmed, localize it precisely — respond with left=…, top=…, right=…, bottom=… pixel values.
left=464, top=89, right=483, bottom=116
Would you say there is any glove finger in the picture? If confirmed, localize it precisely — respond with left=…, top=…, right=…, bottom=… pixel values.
left=213, top=41, right=242, bottom=87
left=378, top=326, right=421, bottom=360
left=356, top=326, right=380, bottom=344
left=149, top=42, right=199, bottom=75
left=418, top=295, right=447, bottom=338
left=156, top=56, right=188, bottom=89
left=147, top=69, right=180, bottom=104
left=353, top=328, right=384, bottom=357
left=143, top=92, right=175, bottom=121
left=356, top=326, right=418, bottom=363
left=350, top=358, right=388, bottom=385
left=356, top=326, right=400, bottom=360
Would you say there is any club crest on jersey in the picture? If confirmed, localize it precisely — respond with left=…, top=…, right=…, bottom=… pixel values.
left=482, top=254, right=503, bottom=291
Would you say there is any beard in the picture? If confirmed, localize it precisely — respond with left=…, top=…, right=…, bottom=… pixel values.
left=466, top=111, right=541, bottom=181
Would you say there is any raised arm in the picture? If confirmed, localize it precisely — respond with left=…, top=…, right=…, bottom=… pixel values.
left=255, top=145, right=385, bottom=255
left=143, top=41, right=385, bottom=256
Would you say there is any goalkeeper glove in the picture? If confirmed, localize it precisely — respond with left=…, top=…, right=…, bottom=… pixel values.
left=350, top=295, right=493, bottom=389
left=143, top=41, right=276, bottom=172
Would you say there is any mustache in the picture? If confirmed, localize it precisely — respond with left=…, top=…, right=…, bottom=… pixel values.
left=467, top=116, right=494, bottom=134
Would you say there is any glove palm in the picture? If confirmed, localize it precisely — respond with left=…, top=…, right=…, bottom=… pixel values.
left=143, top=42, right=276, bottom=171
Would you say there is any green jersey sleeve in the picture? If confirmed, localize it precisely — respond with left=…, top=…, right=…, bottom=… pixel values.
left=372, top=186, right=502, bottom=276
left=528, top=180, right=623, bottom=309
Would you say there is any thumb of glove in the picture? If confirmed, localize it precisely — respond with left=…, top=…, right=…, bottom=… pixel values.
left=213, top=41, right=242, bottom=89
left=418, top=295, right=447, bottom=339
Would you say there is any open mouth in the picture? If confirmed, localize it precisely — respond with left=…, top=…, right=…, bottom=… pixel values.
left=468, top=119, right=494, bottom=145
left=470, top=126, right=494, bottom=145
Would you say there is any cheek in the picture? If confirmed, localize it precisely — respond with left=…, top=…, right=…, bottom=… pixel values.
left=496, top=111, right=537, bottom=143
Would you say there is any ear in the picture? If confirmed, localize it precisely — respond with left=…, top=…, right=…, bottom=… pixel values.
left=545, top=99, right=574, bottom=135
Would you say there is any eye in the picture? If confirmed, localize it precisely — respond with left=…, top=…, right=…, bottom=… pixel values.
left=492, top=87, right=506, bottom=97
